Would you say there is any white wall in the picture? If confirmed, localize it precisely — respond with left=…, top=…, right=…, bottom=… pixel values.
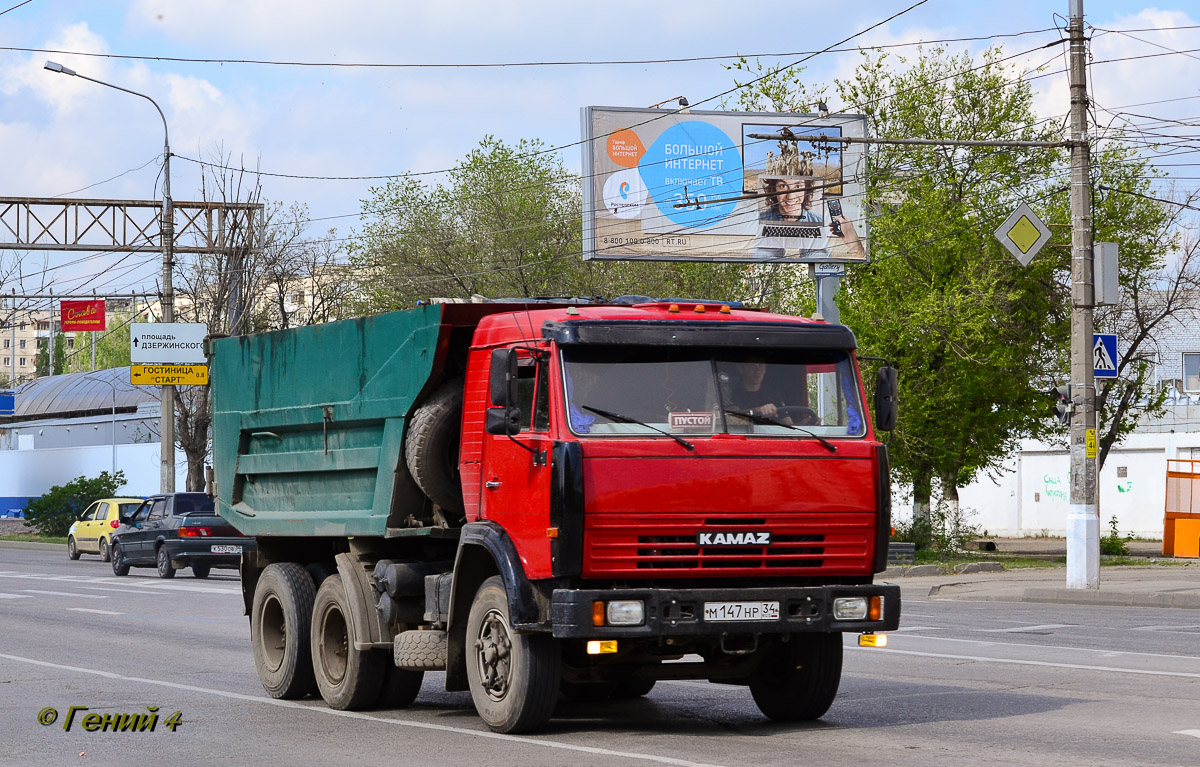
left=0, top=442, right=189, bottom=500
left=907, top=432, right=1200, bottom=539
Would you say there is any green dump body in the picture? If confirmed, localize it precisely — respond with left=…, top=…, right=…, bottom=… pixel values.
left=210, top=305, right=452, bottom=538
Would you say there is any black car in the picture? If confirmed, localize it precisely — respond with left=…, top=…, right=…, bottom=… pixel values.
left=111, top=493, right=254, bottom=579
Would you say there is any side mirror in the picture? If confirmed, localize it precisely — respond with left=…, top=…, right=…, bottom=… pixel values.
left=489, top=349, right=519, bottom=407
left=874, top=366, right=898, bottom=432
left=485, top=406, right=523, bottom=436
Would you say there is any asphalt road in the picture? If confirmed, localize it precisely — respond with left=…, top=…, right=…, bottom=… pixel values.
left=2, top=547, right=1198, bottom=767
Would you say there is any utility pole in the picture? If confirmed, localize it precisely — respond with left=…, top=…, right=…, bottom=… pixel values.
left=160, top=124, right=177, bottom=495
left=1067, top=0, right=1099, bottom=588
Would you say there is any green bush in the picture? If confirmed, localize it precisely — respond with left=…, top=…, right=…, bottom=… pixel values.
left=1100, top=515, right=1132, bottom=557
left=22, top=471, right=126, bottom=538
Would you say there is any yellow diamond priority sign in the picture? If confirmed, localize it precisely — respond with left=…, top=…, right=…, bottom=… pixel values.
left=995, top=201, right=1052, bottom=266
left=131, top=364, right=209, bottom=386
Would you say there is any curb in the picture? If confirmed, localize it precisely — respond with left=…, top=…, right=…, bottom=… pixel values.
left=0, top=540, right=64, bottom=552
left=1020, top=587, right=1200, bottom=610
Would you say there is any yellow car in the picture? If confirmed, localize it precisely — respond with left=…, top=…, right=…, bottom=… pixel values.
left=68, top=498, right=144, bottom=562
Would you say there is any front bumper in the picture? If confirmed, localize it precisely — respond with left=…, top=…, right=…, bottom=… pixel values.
left=550, top=584, right=900, bottom=638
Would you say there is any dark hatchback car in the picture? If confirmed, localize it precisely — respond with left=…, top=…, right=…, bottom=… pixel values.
left=111, top=493, right=254, bottom=579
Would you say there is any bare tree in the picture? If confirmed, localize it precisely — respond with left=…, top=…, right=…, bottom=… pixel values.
left=259, top=204, right=354, bottom=330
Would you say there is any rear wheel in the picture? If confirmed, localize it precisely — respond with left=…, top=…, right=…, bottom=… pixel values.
left=465, top=576, right=560, bottom=733
left=98, top=538, right=110, bottom=563
left=111, top=544, right=129, bottom=576
left=749, top=634, right=843, bottom=722
left=155, top=546, right=176, bottom=579
left=67, top=537, right=80, bottom=561
left=192, top=564, right=211, bottom=579
left=311, top=574, right=384, bottom=710
left=375, top=662, right=424, bottom=709
left=252, top=563, right=316, bottom=699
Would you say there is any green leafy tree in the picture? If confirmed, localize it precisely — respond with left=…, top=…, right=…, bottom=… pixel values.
left=68, top=313, right=133, bottom=373
left=349, top=136, right=788, bottom=311
left=732, top=47, right=1071, bottom=525
left=22, top=471, right=126, bottom=537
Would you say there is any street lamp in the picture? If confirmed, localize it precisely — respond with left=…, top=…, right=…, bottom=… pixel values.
left=45, top=60, right=176, bottom=493
left=84, top=374, right=119, bottom=477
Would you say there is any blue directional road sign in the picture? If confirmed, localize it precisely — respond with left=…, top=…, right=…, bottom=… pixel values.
left=1093, top=334, right=1118, bottom=378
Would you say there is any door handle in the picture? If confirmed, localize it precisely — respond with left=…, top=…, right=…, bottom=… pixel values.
left=485, top=480, right=502, bottom=490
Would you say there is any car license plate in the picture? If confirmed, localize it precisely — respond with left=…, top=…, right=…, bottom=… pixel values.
left=210, top=544, right=241, bottom=554
left=703, top=601, right=780, bottom=622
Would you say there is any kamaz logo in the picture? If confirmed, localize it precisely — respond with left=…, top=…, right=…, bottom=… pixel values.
left=697, top=531, right=771, bottom=546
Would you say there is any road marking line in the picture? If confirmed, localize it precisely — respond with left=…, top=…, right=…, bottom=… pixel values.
left=979, top=624, right=1072, bottom=633
left=0, top=653, right=728, bottom=767
left=1173, top=730, right=1200, bottom=739
left=853, top=646, right=1200, bottom=679
left=895, top=626, right=945, bottom=632
left=137, top=583, right=239, bottom=595
left=68, top=608, right=124, bottom=615
left=891, top=633, right=1200, bottom=661
left=21, top=589, right=107, bottom=599
left=0, top=593, right=33, bottom=599
left=81, top=586, right=174, bottom=595
left=1134, top=625, right=1200, bottom=632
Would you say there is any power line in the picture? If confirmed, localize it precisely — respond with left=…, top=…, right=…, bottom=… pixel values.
left=0, top=25, right=1055, bottom=70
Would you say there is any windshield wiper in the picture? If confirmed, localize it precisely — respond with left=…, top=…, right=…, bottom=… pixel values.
left=581, top=405, right=695, bottom=451
left=723, top=409, right=838, bottom=453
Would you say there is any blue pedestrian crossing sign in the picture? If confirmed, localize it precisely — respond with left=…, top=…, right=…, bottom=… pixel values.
left=1093, top=334, right=1118, bottom=378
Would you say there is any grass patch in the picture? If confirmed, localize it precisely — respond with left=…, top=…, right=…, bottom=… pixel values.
left=912, top=550, right=1062, bottom=572
left=0, top=533, right=67, bottom=545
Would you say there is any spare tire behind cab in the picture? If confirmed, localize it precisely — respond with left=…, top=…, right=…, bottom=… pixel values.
left=404, top=379, right=464, bottom=516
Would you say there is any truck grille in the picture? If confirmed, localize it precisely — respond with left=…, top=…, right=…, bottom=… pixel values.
left=585, top=514, right=875, bottom=577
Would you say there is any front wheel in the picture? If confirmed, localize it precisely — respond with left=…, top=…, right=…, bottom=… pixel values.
left=465, top=576, right=560, bottom=733
left=67, top=537, right=80, bottom=561
left=749, top=634, right=843, bottom=722
left=98, top=538, right=110, bottom=563
left=111, top=544, right=129, bottom=576
left=311, top=575, right=384, bottom=710
left=155, top=546, right=176, bottom=579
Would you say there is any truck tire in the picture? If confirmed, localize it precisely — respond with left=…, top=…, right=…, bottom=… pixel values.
left=311, top=574, right=385, bottom=710
left=375, top=661, right=424, bottom=709
left=252, top=563, right=317, bottom=700
left=465, top=576, right=560, bottom=733
left=749, top=634, right=843, bottom=722
left=559, top=680, right=615, bottom=702
left=394, top=629, right=448, bottom=670
left=405, top=379, right=464, bottom=515
left=612, top=677, right=656, bottom=699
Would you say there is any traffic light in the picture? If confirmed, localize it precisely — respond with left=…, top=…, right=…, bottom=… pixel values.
left=1049, top=385, right=1071, bottom=424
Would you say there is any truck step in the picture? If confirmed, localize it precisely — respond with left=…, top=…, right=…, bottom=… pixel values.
left=394, top=629, right=448, bottom=671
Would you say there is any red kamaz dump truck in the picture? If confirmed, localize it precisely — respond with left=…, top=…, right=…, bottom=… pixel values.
left=210, top=297, right=900, bottom=733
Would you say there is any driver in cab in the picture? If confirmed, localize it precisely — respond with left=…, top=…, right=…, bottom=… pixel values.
left=727, top=357, right=818, bottom=427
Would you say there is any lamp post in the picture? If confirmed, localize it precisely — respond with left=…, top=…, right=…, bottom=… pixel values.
left=45, top=60, right=176, bottom=493
left=85, top=374, right=118, bottom=477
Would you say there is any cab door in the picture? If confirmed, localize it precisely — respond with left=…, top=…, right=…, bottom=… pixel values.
left=479, top=347, right=555, bottom=578
left=127, top=498, right=168, bottom=562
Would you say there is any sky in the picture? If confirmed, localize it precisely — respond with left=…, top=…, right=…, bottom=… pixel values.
left=1, top=0, right=1198, bottom=298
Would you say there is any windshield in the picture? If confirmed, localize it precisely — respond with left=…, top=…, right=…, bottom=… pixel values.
left=562, top=346, right=865, bottom=438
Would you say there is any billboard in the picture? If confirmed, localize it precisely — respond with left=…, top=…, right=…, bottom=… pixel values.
left=60, top=299, right=106, bottom=332
left=582, top=106, right=868, bottom=263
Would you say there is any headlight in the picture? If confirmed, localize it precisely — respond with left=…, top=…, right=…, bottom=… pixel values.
left=833, top=597, right=868, bottom=620
left=605, top=600, right=645, bottom=626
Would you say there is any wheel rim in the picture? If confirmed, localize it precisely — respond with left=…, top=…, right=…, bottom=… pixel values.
left=259, top=595, right=287, bottom=673
left=68, top=538, right=76, bottom=556
left=473, top=608, right=513, bottom=702
left=99, top=539, right=107, bottom=559
left=157, top=548, right=169, bottom=574
left=317, top=603, right=349, bottom=685
left=112, top=546, right=123, bottom=570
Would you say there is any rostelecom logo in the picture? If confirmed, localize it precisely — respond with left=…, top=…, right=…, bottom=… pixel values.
left=602, top=169, right=646, bottom=219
